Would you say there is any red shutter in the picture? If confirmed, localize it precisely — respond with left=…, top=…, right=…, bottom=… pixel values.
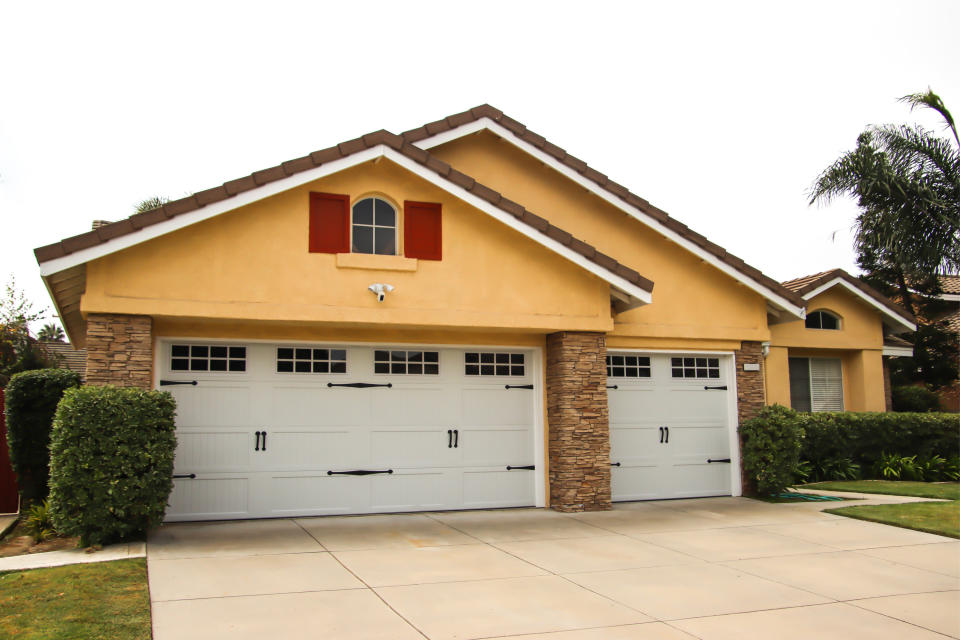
left=309, top=192, right=350, bottom=253
left=404, top=201, right=442, bottom=260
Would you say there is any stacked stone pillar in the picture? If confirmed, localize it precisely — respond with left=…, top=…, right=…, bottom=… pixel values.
left=85, top=314, right=154, bottom=389
left=734, top=340, right=765, bottom=495
left=546, top=331, right=611, bottom=512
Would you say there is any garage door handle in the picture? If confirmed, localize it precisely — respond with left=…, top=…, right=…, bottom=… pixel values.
left=665, top=426, right=668, bottom=443
left=504, top=384, right=534, bottom=390
left=255, top=431, right=261, bottom=451
left=173, top=473, right=196, bottom=479
left=448, top=429, right=453, bottom=448
left=704, top=385, right=727, bottom=390
left=160, top=380, right=197, bottom=386
left=453, top=429, right=459, bottom=448
left=606, top=385, right=618, bottom=390
left=327, top=469, right=394, bottom=476
left=610, top=462, right=621, bottom=467
left=707, top=458, right=731, bottom=464
left=659, top=427, right=664, bottom=443
left=506, top=465, right=535, bottom=471
left=327, top=382, right=393, bottom=389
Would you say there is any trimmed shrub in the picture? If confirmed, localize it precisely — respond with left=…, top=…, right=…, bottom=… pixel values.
left=892, top=385, right=941, bottom=412
left=4, top=368, right=81, bottom=504
left=48, top=386, right=177, bottom=546
left=740, top=404, right=804, bottom=496
left=800, top=411, right=959, bottom=481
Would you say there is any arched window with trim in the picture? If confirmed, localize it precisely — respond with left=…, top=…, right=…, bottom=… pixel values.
left=351, top=197, right=396, bottom=255
left=805, top=310, right=841, bottom=330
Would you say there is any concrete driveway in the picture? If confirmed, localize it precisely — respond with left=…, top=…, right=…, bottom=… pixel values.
left=147, top=496, right=959, bottom=640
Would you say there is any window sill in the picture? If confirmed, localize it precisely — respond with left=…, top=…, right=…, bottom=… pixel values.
left=336, top=253, right=418, bottom=272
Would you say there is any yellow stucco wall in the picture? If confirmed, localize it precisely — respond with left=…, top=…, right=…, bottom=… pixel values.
left=81, top=160, right=613, bottom=334
left=765, top=287, right=887, bottom=411
left=430, top=131, right=772, bottom=348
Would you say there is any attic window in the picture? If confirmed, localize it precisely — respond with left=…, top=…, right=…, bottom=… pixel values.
left=805, top=310, right=840, bottom=330
left=352, top=197, right=396, bottom=255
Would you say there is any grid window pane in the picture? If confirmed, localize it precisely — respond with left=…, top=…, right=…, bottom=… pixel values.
left=669, top=354, right=721, bottom=379
left=353, top=197, right=396, bottom=256
left=276, top=345, right=348, bottom=375
left=464, top=352, right=525, bottom=376
left=172, top=344, right=247, bottom=373
left=605, top=354, right=651, bottom=378
left=375, top=349, right=440, bottom=375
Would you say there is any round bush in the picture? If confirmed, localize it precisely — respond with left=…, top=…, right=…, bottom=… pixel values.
left=48, top=385, right=177, bottom=546
left=3, top=368, right=81, bottom=504
left=740, top=404, right=804, bottom=496
left=892, top=385, right=941, bottom=412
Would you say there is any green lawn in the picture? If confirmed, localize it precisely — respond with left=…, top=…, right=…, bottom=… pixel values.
left=0, top=559, right=151, bottom=640
left=801, top=480, right=960, bottom=500
left=825, top=501, right=960, bottom=539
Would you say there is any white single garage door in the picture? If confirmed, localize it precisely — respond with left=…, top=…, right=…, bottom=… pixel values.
left=608, top=352, right=735, bottom=501
left=159, top=342, right=539, bottom=521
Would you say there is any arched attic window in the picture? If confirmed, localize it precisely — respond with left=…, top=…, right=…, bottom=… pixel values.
left=805, top=310, right=841, bottom=330
left=352, top=197, right=397, bottom=255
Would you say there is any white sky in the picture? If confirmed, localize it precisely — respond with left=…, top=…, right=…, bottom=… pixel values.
left=1, top=0, right=958, bottom=330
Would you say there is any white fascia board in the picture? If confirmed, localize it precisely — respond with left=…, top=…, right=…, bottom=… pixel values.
left=38, top=147, right=386, bottom=276
left=416, top=118, right=805, bottom=319
left=938, top=293, right=960, bottom=302
left=37, top=146, right=651, bottom=306
left=803, top=278, right=916, bottom=333
left=883, top=345, right=914, bottom=357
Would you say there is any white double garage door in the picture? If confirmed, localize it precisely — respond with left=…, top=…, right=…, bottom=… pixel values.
left=162, top=342, right=735, bottom=521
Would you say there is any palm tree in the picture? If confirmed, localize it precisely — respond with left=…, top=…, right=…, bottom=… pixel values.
left=809, top=89, right=960, bottom=317
left=38, top=323, right=65, bottom=342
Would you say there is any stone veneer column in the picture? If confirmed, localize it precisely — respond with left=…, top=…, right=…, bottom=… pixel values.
left=85, top=314, right=154, bottom=389
left=546, top=331, right=611, bottom=512
left=734, top=340, right=765, bottom=496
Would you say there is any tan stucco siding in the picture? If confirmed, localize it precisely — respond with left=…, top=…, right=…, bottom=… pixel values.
left=430, top=131, right=770, bottom=344
left=81, top=160, right=612, bottom=333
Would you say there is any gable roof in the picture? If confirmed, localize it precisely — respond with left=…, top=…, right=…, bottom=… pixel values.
left=35, top=130, right=657, bottom=342
left=782, top=269, right=916, bottom=333
left=401, top=105, right=806, bottom=318
left=938, top=274, right=960, bottom=295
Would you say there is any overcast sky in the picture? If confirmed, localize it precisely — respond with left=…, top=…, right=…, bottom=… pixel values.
left=2, top=1, right=957, bottom=331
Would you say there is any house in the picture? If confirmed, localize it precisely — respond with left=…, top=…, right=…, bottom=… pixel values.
left=33, top=105, right=914, bottom=521
left=769, top=269, right=916, bottom=413
left=40, top=341, right=88, bottom=382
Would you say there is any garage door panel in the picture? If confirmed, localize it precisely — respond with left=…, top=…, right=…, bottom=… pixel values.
left=162, top=341, right=538, bottom=520
left=371, top=469, right=452, bottom=511
left=461, top=468, right=534, bottom=508
left=369, top=387, right=453, bottom=426
left=609, top=352, right=732, bottom=503
left=611, top=464, right=663, bottom=501
left=460, top=388, right=531, bottom=426
left=370, top=429, right=448, bottom=467
left=270, top=386, right=368, bottom=427
left=174, top=430, right=252, bottom=472
left=172, top=385, right=255, bottom=428
left=459, top=428, right=531, bottom=466
left=166, top=476, right=251, bottom=521
left=262, top=430, right=361, bottom=469
left=265, top=474, right=370, bottom=515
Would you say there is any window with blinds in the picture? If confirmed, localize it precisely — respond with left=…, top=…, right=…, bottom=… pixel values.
left=789, top=357, right=843, bottom=412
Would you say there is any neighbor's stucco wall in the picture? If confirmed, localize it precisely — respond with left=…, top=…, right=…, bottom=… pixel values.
left=430, top=131, right=772, bottom=348
left=765, top=287, right=887, bottom=412
left=81, top=159, right=613, bottom=334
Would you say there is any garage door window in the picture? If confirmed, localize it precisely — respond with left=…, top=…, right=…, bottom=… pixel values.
left=671, top=357, right=720, bottom=379
left=276, top=347, right=347, bottom=374
left=171, top=345, right=246, bottom=372
left=465, top=352, right=525, bottom=376
left=374, top=350, right=439, bottom=375
left=789, top=357, right=843, bottom=412
left=606, top=355, right=651, bottom=378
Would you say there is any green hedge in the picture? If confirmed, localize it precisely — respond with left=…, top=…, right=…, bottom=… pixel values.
left=740, top=406, right=960, bottom=486
left=740, top=405, right=804, bottom=495
left=892, top=385, right=941, bottom=412
left=3, top=368, right=81, bottom=504
left=48, top=386, right=177, bottom=546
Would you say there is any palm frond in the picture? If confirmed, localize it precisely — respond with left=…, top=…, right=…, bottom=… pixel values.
left=900, top=88, right=960, bottom=148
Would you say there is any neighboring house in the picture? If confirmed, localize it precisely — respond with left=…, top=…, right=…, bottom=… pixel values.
left=769, top=270, right=915, bottom=413
left=32, top=105, right=912, bottom=522
left=931, top=274, right=959, bottom=411
left=40, top=341, right=87, bottom=382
